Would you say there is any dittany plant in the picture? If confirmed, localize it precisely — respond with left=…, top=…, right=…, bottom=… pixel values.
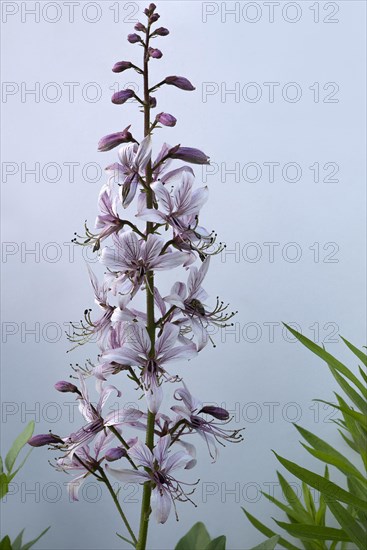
left=0, top=422, right=50, bottom=550
left=244, top=326, right=367, bottom=550
left=28, top=4, right=242, bottom=549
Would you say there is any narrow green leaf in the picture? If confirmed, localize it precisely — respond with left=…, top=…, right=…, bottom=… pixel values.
left=20, top=527, right=50, bottom=550
left=11, top=530, right=24, bottom=550
left=248, top=536, right=280, bottom=550
left=274, top=452, right=367, bottom=511
left=294, top=424, right=365, bottom=482
left=316, top=399, right=367, bottom=430
left=359, top=366, right=367, bottom=385
left=0, top=456, right=3, bottom=474
left=329, top=367, right=367, bottom=414
left=274, top=521, right=350, bottom=542
left=276, top=472, right=311, bottom=521
left=300, top=444, right=366, bottom=485
left=116, top=533, right=135, bottom=547
left=8, top=449, right=33, bottom=482
left=0, top=473, right=9, bottom=499
left=340, top=337, right=367, bottom=367
left=205, top=535, right=226, bottom=550
left=302, top=482, right=316, bottom=519
left=175, top=523, right=211, bottom=550
left=0, top=536, right=12, bottom=550
left=241, top=508, right=299, bottom=550
left=261, top=492, right=308, bottom=524
left=326, top=499, right=367, bottom=549
left=283, top=325, right=367, bottom=397
left=5, top=422, right=35, bottom=473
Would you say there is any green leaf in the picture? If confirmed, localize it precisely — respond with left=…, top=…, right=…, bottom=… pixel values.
left=261, top=491, right=307, bottom=524
left=5, top=422, right=35, bottom=473
left=116, top=533, right=135, bottom=547
left=274, top=521, right=350, bottom=542
left=175, top=523, right=211, bottom=550
left=326, top=499, right=367, bottom=549
left=316, top=399, right=367, bottom=430
left=20, top=527, right=50, bottom=550
left=242, top=508, right=299, bottom=550
left=8, top=449, right=33, bottom=482
left=0, top=536, right=12, bottom=550
left=294, top=424, right=366, bottom=483
left=249, top=536, right=280, bottom=550
left=302, top=482, right=316, bottom=519
left=276, top=472, right=310, bottom=521
left=274, top=452, right=367, bottom=511
left=205, top=535, right=226, bottom=550
left=0, top=473, right=9, bottom=499
left=283, top=325, right=367, bottom=398
left=328, top=367, right=367, bottom=415
left=0, top=456, right=3, bottom=474
left=340, top=337, right=367, bottom=367
left=11, top=530, right=24, bottom=550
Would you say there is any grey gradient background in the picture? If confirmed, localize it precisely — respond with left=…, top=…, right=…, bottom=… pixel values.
left=1, top=1, right=366, bottom=549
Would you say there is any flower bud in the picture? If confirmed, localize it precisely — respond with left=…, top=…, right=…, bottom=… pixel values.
left=199, top=406, right=230, bottom=421
left=149, top=3, right=156, bottom=11
left=105, top=447, right=127, bottom=462
left=112, top=61, right=132, bottom=73
left=169, top=146, right=209, bottom=165
left=149, top=13, right=160, bottom=23
left=156, top=112, right=177, bottom=127
left=111, top=89, right=135, bottom=105
left=28, top=433, right=63, bottom=447
left=127, top=33, right=141, bottom=44
left=54, top=381, right=79, bottom=394
left=148, top=47, right=163, bottom=59
left=164, top=76, right=195, bottom=91
left=98, top=126, right=133, bottom=152
left=149, top=96, right=157, bottom=108
left=134, top=22, right=146, bottom=32
left=154, top=27, right=169, bottom=36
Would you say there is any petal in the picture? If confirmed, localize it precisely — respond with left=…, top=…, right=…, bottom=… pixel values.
left=164, top=450, right=193, bottom=474
left=106, top=465, right=148, bottom=484
left=141, top=234, right=164, bottom=266
left=153, top=435, right=171, bottom=465
left=145, top=375, right=163, bottom=414
left=153, top=251, right=189, bottom=271
left=137, top=208, right=167, bottom=223
left=160, top=343, right=197, bottom=365
left=128, top=440, right=154, bottom=469
left=135, top=135, right=152, bottom=173
left=67, top=473, right=87, bottom=502
left=151, top=181, right=173, bottom=214
left=151, top=486, right=172, bottom=524
left=102, top=346, right=140, bottom=366
left=161, top=165, right=194, bottom=185
left=155, top=323, right=180, bottom=357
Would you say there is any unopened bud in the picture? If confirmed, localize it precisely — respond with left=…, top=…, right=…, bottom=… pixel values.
left=127, top=33, right=141, bottom=44
left=169, top=146, right=209, bottom=165
left=154, top=27, right=169, bottom=36
left=134, top=22, right=146, bottom=32
left=149, top=47, right=163, bottom=59
left=156, top=112, right=177, bottom=127
left=54, top=381, right=79, bottom=394
left=149, top=96, right=157, bottom=108
left=105, top=447, right=127, bottom=462
left=111, top=89, right=135, bottom=105
left=28, top=433, right=63, bottom=447
left=200, top=406, right=230, bottom=421
left=112, top=61, right=132, bottom=73
left=98, top=126, right=134, bottom=152
left=164, top=76, right=195, bottom=91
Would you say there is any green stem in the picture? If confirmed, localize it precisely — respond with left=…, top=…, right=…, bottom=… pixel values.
left=136, top=21, right=156, bottom=550
left=99, top=467, right=138, bottom=546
